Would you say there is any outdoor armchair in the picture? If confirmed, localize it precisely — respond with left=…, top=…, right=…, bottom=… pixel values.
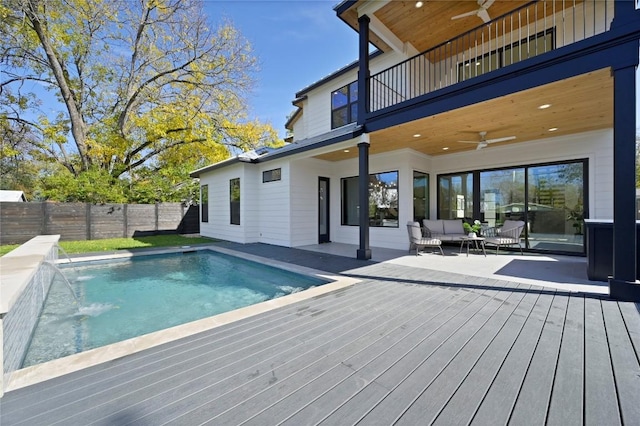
left=406, top=221, right=444, bottom=256
left=483, top=220, right=525, bottom=255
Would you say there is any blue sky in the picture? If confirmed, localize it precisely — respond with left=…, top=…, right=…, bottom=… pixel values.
left=202, top=1, right=361, bottom=138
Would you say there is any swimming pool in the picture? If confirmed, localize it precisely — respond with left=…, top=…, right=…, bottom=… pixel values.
left=22, top=250, right=328, bottom=367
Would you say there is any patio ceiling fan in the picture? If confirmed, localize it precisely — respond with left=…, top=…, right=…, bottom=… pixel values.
left=451, top=0, right=495, bottom=24
left=457, top=131, right=516, bottom=150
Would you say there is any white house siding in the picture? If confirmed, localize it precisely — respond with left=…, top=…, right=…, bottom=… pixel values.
left=430, top=129, right=613, bottom=221
left=199, top=163, right=257, bottom=244
left=289, top=158, right=336, bottom=247
left=258, top=162, right=291, bottom=246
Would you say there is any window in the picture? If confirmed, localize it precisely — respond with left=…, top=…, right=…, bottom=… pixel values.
left=230, top=178, right=240, bottom=225
left=413, top=171, right=429, bottom=223
left=262, top=168, right=281, bottom=183
left=458, top=29, right=554, bottom=81
left=341, top=171, right=399, bottom=227
left=201, top=185, right=209, bottom=223
left=438, top=172, right=474, bottom=220
left=331, top=81, right=358, bottom=129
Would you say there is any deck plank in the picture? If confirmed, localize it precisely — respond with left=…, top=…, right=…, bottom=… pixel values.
left=266, top=285, right=492, bottom=425
left=394, top=285, right=535, bottom=425
left=354, top=285, right=525, bottom=425
left=583, top=297, right=621, bottom=425
left=469, top=290, right=555, bottom=425
left=601, top=300, right=640, bottom=424
left=428, top=289, right=542, bottom=425
left=547, top=295, right=585, bottom=425
left=508, top=292, right=569, bottom=425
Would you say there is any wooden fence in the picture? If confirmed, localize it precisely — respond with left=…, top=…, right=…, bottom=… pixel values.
left=0, top=202, right=200, bottom=245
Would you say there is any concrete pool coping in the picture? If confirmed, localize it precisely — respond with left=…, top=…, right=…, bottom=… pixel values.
left=5, top=245, right=360, bottom=392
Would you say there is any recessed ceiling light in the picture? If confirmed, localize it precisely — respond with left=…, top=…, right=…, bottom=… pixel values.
left=343, top=149, right=350, bottom=152
left=413, top=133, right=421, bottom=138
left=538, top=104, right=552, bottom=109
left=548, top=127, right=558, bottom=132
left=415, top=1, right=423, bottom=8
left=442, top=147, right=449, bottom=150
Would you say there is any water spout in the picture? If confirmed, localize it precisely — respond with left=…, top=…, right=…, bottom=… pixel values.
left=42, top=261, right=79, bottom=303
left=55, top=243, right=73, bottom=264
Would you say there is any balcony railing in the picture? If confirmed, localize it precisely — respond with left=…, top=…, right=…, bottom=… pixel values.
left=369, top=0, right=613, bottom=113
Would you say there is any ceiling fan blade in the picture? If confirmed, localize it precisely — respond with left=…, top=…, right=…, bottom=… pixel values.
left=457, top=140, right=481, bottom=144
left=476, top=142, right=487, bottom=150
left=477, top=9, right=491, bottom=23
left=481, top=0, right=496, bottom=9
left=451, top=10, right=478, bottom=20
left=485, top=136, right=517, bottom=144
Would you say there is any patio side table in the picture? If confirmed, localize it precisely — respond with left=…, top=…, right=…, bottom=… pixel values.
left=459, top=236, right=487, bottom=257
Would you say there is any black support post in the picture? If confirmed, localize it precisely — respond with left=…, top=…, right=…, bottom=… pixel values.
left=357, top=14, right=370, bottom=126
left=608, top=59, right=639, bottom=301
left=357, top=135, right=371, bottom=260
left=356, top=13, right=371, bottom=260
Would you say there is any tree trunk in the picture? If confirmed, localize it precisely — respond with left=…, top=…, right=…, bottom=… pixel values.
left=25, top=1, right=90, bottom=172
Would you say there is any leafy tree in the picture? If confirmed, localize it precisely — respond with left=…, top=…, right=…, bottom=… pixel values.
left=0, top=0, right=282, bottom=202
left=0, top=120, right=39, bottom=199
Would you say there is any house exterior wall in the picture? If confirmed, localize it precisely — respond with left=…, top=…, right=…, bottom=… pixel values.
left=257, top=161, right=292, bottom=246
left=431, top=128, right=613, bottom=221
left=199, top=163, right=258, bottom=244
left=198, top=129, right=611, bottom=251
left=289, top=158, right=336, bottom=247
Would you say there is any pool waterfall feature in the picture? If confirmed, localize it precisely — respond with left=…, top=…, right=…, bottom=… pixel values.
left=0, top=235, right=60, bottom=397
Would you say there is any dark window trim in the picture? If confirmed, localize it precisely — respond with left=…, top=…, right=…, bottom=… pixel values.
left=331, top=81, right=358, bottom=129
left=230, top=177, right=240, bottom=225
left=201, top=184, right=209, bottom=223
left=341, top=170, right=399, bottom=228
left=262, top=168, right=282, bottom=183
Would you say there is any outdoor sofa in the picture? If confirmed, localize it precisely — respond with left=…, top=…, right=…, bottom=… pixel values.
left=422, top=219, right=468, bottom=241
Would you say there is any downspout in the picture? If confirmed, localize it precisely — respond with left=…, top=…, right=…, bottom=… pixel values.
left=357, top=14, right=371, bottom=260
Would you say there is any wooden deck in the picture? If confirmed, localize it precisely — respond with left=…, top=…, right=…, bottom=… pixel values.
left=2, top=243, right=639, bottom=425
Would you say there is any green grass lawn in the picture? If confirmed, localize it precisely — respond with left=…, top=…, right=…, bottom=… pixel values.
left=0, top=235, right=216, bottom=257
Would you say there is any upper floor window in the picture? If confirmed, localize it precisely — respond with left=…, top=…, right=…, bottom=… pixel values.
left=331, top=81, right=358, bottom=129
left=458, top=29, right=554, bottom=82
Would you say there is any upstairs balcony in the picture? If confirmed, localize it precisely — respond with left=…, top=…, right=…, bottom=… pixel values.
left=340, top=0, right=615, bottom=114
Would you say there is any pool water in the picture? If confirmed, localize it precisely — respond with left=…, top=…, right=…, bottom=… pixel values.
left=22, top=250, right=326, bottom=367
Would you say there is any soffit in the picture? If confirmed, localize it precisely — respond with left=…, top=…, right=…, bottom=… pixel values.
left=313, top=68, right=613, bottom=162
left=340, top=1, right=577, bottom=54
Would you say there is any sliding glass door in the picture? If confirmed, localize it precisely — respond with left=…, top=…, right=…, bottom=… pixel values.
left=480, top=168, right=525, bottom=227
left=527, top=163, right=585, bottom=253
left=438, top=159, right=587, bottom=254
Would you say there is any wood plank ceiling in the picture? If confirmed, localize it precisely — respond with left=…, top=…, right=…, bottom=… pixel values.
left=314, top=68, right=613, bottom=161
left=339, top=1, right=576, bottom=54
